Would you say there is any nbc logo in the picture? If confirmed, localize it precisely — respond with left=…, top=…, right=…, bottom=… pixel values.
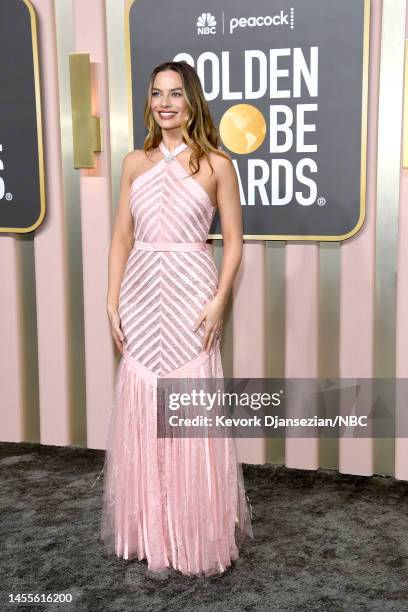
left=196, top=12, right=217, bottom=35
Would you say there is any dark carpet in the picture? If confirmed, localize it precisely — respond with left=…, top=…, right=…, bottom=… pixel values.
left=1, top=441, right=408, bottom=611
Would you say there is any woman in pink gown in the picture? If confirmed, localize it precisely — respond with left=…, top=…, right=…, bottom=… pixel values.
left=101, top=60, right=253, bottom=577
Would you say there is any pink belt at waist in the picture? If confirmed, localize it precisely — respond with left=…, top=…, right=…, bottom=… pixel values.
left=133, top=240, right=209, bottom=252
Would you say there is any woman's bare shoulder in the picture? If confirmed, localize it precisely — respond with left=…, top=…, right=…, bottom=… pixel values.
left=122, top=149, right=142, bottom=167
left=123, top=148, right=158, bottom=181
left=208, top=147, right=234, bottom=176
left=124, top=148, right=152, bottom=162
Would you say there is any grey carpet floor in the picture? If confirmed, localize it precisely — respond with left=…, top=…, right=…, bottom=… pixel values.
left=1, top=442, right=408, bottom=611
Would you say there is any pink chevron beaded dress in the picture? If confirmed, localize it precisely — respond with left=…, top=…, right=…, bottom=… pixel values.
left=101, top=140, right=254, bottom=577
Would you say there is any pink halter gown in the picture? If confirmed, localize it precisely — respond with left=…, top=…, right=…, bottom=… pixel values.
left=101, top=140, right=254, bottom=577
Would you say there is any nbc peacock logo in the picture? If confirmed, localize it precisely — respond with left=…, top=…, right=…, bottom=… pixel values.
left=196, top=13, right=217, bottom=35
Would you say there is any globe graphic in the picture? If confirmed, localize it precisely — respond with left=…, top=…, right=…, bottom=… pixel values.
left=219, top=104, right=266, bottom=154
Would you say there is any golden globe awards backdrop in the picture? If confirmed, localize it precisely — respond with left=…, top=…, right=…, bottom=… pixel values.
left=0, top=0, right=45, bottom=233
left=127, top=0, right=369, bottom=241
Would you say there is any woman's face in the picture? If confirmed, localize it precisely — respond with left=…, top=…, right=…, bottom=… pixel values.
left=150, top=70, right=189, bottom=130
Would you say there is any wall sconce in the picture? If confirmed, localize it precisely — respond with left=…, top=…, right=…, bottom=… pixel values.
left=69, top=53, right=102, bottom=168
left=404, top=40, right=408, bottom=169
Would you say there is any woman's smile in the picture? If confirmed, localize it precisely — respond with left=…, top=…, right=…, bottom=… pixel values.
left=158, top=111, right=177, bottom=119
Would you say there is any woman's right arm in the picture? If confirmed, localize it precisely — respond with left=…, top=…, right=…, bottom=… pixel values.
left=107, top=152, right=135, bottom=353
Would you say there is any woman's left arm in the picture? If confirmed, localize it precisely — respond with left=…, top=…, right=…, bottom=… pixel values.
left=193, top=151, right=243, bottom=352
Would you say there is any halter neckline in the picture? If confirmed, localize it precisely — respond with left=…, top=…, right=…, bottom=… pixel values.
left=159, top=140, right=187, bottom=161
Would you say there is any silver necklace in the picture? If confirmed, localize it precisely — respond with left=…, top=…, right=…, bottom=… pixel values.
left=160, top=141, right=186, bottom=163
left=164, top=151, right=175, bottom=163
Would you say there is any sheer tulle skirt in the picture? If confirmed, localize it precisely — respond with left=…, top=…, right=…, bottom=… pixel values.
left=100, top=345, right=254, bottom=577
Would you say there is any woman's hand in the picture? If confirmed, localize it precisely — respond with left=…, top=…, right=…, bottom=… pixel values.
left=193, top=295, right=225, bottom=353
left=107, top=305, right=124, bottom=354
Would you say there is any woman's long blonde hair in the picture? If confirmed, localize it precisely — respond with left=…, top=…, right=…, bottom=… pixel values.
left=142, top=60, right=229, bottom=177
